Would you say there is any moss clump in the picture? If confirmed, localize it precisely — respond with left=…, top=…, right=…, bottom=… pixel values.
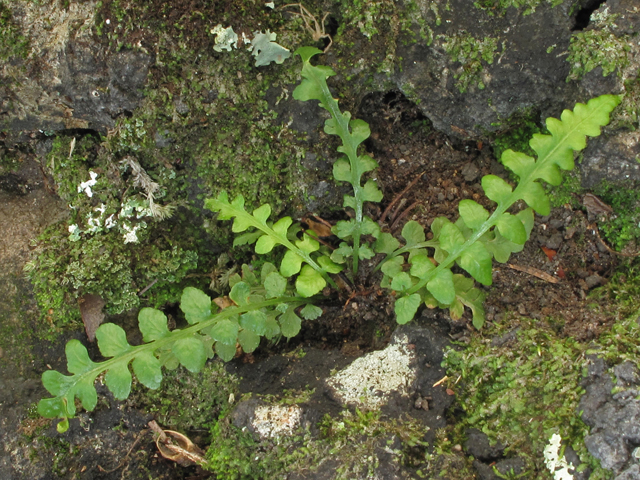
left=26, top=221, right=200, bottom=334
left=438, top=32, right=499, bottom=93
left=491, top=108, right=543, bottom=160
left=473, top=0, right=563, bottom=16
left=548, top=177, right=640, bottom=252
left=442, top=317, right=607, bottom=478
left=567, top=9, right=631, bottom=82
left=590, top=181, right=640, bottom=252
left=25, top=132, right=203, bottom=333
left=129, top=361, right=238, bottom=443
left=594, top=257, right=640, bottom=322
left=333, top=0, right=418, bottom=40
left=204, top=403, right=429, bottom=479
left=0, top=144, right=23, bottom=175
left=0, top=2, right=30, bottom=61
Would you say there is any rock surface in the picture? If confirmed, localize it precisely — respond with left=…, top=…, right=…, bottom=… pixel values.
left=580, top=355, right=640, bottom=476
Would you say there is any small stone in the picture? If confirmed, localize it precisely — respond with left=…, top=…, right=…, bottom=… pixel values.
left=461, top=162, right=480, bottom=182
left=585, top=274, right=603, bottom=289
left=546, top=232, right=564, bottom=250
left=550, top=219, right=564, bottom=229
left=465, top=428, right=505, bottom=461
left=615, top=464, right=640, bottom=480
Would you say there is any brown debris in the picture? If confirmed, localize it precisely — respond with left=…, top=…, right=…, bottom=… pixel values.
left=78, top=293, right=106, bottom=342
left=148, top=420, right=206, bottom=467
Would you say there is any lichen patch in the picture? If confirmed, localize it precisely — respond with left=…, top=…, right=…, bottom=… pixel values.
left=325, top=335, right=416, bottom=409
left=252, top=404, right=303, bottom=438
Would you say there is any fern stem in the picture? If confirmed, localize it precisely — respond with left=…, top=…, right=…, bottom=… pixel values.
left=315, top=80, right=365, bottom=274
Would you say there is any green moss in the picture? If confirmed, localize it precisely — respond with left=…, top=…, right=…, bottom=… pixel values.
left=594, top=257, right=640, bottom=323
left=129, top=361, right=238, bottom=443
left=333, top=0, right=420, bottom=40
left=26, top=220, right=201, bottom=335
left=473, top=0, right=564, bottom=16
left=590, top=180, right=640, bottom=252
left=567, top=31, right=630, bottom=82
left=438, top=32, right=499, bottom=93
left=490, top=108, right=543, bottom=160
left=26, top=132, right=203, bottom=332
left=549, top=177, right=640, bottom=252
left=0, top=2, right=30, bottom=61
left=441, top=317, right=608, bottom=479
left=204, top=400, right=429, bottom=479
left=567, top=8, right=631, bottom=83
left=0, top=145, right=23, bottom=174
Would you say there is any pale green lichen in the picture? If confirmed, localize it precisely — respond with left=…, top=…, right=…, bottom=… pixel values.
left=211, top=24, right=239, bottom=52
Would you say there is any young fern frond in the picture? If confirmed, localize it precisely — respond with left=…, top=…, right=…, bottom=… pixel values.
left=205, top=191, right=342, bottom=297
left=390, top=94, right=621, bottom=327
left=293, top=47, right=383, bottom=274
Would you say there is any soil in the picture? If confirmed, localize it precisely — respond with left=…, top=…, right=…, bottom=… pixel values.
left=0, top=89, right=628, bottom=479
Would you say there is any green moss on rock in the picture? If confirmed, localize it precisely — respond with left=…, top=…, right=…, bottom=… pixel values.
left=0, top=1, right=30, bottom=61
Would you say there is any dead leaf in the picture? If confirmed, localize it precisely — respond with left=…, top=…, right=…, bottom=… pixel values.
left=78, top=294, right=105, bottom=342
left=541, top=246, right=557, bottom=261
left=214, top=296, right=235, bottom=309
left=583, top=193, right=613, bottom=220
left=149, top=421, right=205, bottom=467
left=446, top=388, right=455, bottom=396
left=302, top=215, right=334, bottom=238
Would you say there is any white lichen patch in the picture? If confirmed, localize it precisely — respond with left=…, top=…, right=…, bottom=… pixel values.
left=211, top=25, right=238, bottom=52
left=78, top=171, right=98, bottom=197
left=543, top=434, right=575, bottom=480
left=252, top=404, right=303, bottom=438
left=326, top=335, right=416, bottom=409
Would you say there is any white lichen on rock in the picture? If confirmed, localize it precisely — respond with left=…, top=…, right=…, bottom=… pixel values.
left=211, top=24, right=238, bottom=52
left=325, top=335, right=416, bottom=409
left=543, top=433, right=575, bottom=480
left=77, top=171, right=98, bottom=197
left=252, top=404, right=303, bottom=438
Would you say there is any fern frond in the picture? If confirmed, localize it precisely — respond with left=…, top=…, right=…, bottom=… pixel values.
left=392, top=95, right=621, bottom=326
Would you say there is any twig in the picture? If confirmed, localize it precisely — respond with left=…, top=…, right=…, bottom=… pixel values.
left=281, top=3, right=333, bottom=52
left=138, top=279, right=158, bottom=296
left=379, top=171, right=425, bottom=226
left=390, top=201, right=419, bottom=231
left=97, top=429, right=148, bottom=474
left=507, top=264, right=560, bottom=284
left=433, top=376, right=448, bottom=387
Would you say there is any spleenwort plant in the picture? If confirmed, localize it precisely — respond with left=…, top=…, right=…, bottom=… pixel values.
left=38, top=46, right=620, bottom=429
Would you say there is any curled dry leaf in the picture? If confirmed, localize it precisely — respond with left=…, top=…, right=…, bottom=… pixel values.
left=583, top=193, right=613, bottom=220
left=149, top=421, right=205, bottom=467
left=78, top=293, right=105, bottom=342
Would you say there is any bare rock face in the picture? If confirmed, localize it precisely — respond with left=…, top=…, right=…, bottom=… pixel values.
left=393, top=0, right=580, bottom=139
left=580, top=356, right=640, bottom=477
left=1, top=1, right=151, bottom=143
left=391, top=0, right=640, bottom=186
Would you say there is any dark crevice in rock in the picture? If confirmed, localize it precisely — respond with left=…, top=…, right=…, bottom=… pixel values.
left=572, top=0, right=608, bottom=31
